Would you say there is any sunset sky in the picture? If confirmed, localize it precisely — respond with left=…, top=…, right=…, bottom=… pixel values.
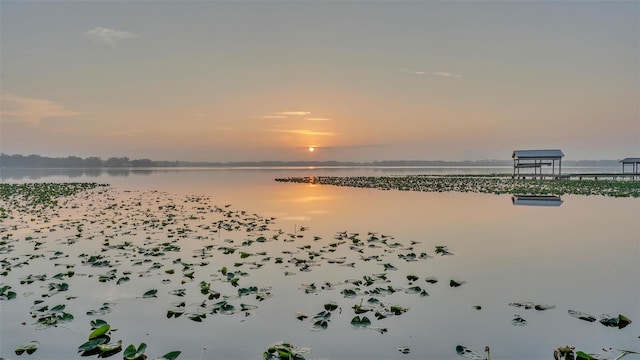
left=1, top=1, right=638, bottom=162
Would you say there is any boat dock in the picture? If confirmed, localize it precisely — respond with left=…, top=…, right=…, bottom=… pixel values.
left=513, top=173, right=639, bottom=180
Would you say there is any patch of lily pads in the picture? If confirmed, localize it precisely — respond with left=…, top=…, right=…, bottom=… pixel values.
left=275, top=175, right=640, bottom=197
left=78, top=319, right=181, bottom=359
left=0, top=183, right=636, bottom=359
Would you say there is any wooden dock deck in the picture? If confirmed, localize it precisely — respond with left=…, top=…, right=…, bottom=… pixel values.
left=512, top=173, right=640, bottom=180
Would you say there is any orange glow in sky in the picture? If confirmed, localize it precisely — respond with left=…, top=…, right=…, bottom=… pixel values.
left=0, top=1, right=637, bottom=162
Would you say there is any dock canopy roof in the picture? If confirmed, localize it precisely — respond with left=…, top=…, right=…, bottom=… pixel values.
left=620, top=158, right=640, bottom=164
left=512, top=149, right=564, bottom=160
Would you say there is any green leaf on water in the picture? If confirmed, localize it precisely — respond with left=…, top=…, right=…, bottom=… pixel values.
left=78, top=338, right=107, bottom=352
left=341, top=289, right=357, bottom=298
left=324, top=302, right=339, bottom=311
left=404, top=286, right=422, bottom=294
left=187, top=313, right=205, bottom=322
left=143, top=289, right=158, bottom=298
left=1, top=290, right=16, bottom=300
left=455, top=345, right=484, bottom=360
left=88, top=324, right=110, bottom=339
left=575, top=351, right=596, bottom=360
left=568, top=309, right=596, bottom=322
left=312, top=310, right=331, bottom=321
left=90, top=319, right=108, bottom=329
left=350, top=316, right=371, bottom=328
left=153, top=351, right=181, bottom=360
left=311, top=320, right=328, bottom=331
left=123, top=343, right=147, bottom=360
left=97, top=339, right=122, bottom=353
left=15, top=341, right=39, bottom=355
left=264, top=342, right=307, bottom=360
left=618, top=314, right=632, bottom=329
left=382, top=263, right=397, bottom=271
left=50, top=304, right=66, bottom=312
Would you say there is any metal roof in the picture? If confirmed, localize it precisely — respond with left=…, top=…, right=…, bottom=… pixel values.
left=620, top=158, right=640, bottom=163
left=512, top=149, right=564, bottom=159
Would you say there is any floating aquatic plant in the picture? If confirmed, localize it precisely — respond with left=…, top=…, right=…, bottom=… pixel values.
left=142, top=289, right=158, bottom=298
left=456, top=345, right=490, bottom=360
left=568, top=309, right=596, bottom=322
left=263, top=341, right=309, bottom=360
left=15, top=341, right=39, bottom=355
left=0, top=285, right=16, bottom=300
left=350, top=316, right=372, bottom=328
left=553, top=345, right=575, bottom=360
left=599, top=314, right=632, bottom=329
left=2, top=181, right=637, bottom=359
left=274, top=175, right=640, bottom=198
left=30, top=303, right=74, bottom=329
left=511, top=315, right=527, bottom=326
left=123, top=343, right=147, bottom=360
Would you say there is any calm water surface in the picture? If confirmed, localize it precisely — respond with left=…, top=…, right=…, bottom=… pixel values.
left=1, top=167, right=638, bottom=359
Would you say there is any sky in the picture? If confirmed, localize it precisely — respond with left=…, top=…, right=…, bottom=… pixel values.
left=1, top=1, right=638, bottom=162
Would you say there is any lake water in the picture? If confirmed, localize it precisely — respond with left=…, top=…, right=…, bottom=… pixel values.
left=1, top=167, right=638, bottom=360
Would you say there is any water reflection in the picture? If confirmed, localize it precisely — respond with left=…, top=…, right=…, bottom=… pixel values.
left=511, top=194, right=563, bottom=206
left=0, top=169, right=637, bottom=359
left=0, top=168, right=155, bottom=180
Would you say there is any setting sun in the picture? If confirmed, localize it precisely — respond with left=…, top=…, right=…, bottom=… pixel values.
left=308, top=147, right=315, bottom=152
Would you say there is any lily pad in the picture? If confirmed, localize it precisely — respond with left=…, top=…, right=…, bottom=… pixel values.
left=153, top=351, right=181, bottom=360
left=324, top=302, right=339, bottom=311
left=123, top=343, right=147, bottom=360
left=599, top=314, right=633, bottom=329
left=568, top=309, right=596, bottom=322
left=263, top=342, right=308, bottom=360
left=511, top=315, right=527, bottom=326
left=455, top=345, right=484, bottom=360
left=575, top=351, right=596, bottom=360
left=350, top=316, right=371, bottom=328
left=89, top=324, right=111, bottom=339
left=0, top=285, right=17, bottom=300
left=97, top=339, right=122, bottom=353
left=310, top=320, right=328, bottom=331
left=15, top=341, right=39, bottom=355
left=78, top=338, right=108, bottom=352
left=142, top=289, right=158, bottom=298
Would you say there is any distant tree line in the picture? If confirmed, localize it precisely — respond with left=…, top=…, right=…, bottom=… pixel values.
left=0, top=154, right=180, bottom=168
left=0, top=153, right=621, bottom=168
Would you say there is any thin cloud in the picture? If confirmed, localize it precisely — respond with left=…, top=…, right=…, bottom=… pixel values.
left=400, top=68, right=462, bottom=78
left=85, top=27, right=137, bottom=46
left=0, top=94, right=81, bottom=124
left=432, top=71, right=462, bottom=78
left=264, top=129, right=339, bottom=136
left=277, top=111, right=311, bottom=116
left=260, top=115, right=287, bottom=119
left=305, top=118, right=331, bottom=121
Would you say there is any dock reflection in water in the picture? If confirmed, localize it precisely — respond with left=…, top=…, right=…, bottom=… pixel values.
left=512, top=194, right=563, bottom=206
